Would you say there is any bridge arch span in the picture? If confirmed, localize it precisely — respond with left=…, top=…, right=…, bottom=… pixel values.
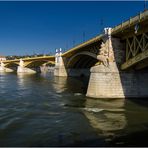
left=66, top=51, right=98, bottom=69
left=25, top=60, right=55, bottom=68
left=5, top=62, right=19, bottom=68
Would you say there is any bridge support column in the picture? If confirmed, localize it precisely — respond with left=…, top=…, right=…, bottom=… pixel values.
left=17, top=59, right=36, bottom=74
left=86, top=28, right=126, bottom=98
left=87, top=62, right=148, bottom=98
left=86, top=63, right=125, bottom=98
left=0, top=61, right=5, bottom=72
left=0, top=61, right=14, bottom=72
left=54, top=48, right=67, bottom=77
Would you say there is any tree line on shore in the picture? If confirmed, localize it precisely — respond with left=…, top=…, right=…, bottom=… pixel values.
left=6, top=53, right=51, bottom=60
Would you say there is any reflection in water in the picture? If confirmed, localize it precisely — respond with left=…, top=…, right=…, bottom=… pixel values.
left=16, top=73, right=36, bottom=97
left=52, top=76, right=68, bottom=93
left=0, top=73, right=6, bottom=92
left=52, top=76, right=85, bottom=94
left=82, top=98, right=127, bottom=141
left=17, top=73, right=26, bottom=89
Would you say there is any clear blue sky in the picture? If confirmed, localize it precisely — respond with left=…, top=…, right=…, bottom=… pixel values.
left=0, top=1, right=145, bottom=56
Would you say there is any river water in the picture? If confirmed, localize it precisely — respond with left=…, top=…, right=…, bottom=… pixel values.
left=0, top=72, right=148, bottom=146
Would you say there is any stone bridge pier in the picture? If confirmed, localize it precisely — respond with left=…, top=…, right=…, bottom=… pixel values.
left=17, top=59, right=36, bottom=74
left=0, top=61, right=14, bottom=72
left=54, top=48, right=68, bottom=77
left=86, top=28, right=125, bottom=98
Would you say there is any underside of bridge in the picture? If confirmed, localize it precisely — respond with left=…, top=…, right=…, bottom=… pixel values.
left=67, top=55, right=98, bottom=69
left=24, top=60, right=55, bottom=73
left=66, top=52, right=98, bottom=77
left=25, top=60, right=54, bottom=68
left=4, top=62, right=19, bottom=71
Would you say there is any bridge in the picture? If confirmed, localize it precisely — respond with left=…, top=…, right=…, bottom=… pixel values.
left=55, top=10, right=148, bottom=99
left=0, top=55, right=55, bottom=73
left=1, top=10, right=148, bottom=99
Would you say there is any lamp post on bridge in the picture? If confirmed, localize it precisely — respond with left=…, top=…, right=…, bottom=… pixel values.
left=55, top=49, right=59, bottom=66
left=59, top=48, right=63, bottom=66
left=55, top=48, right=63, bottom=66
left=104, top=27, right=112, bottom=59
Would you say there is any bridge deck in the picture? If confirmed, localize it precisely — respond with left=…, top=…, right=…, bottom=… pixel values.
left=3, top=55, right=55, bottom=64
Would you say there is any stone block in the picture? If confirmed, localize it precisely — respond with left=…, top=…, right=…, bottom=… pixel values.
left=87, top=63, right=148, bottom=98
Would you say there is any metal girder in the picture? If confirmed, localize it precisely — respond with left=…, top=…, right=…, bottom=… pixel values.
left=121, top=48, right=148, bottom=70
left=124, top=32, right=148, bottom=63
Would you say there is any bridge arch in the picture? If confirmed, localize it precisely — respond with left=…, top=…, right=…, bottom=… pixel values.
left=66, top=51, right=98, bottom=68
left=25, top=60, right=55, bottom=68
left=5, top=62, right=19, bottom=68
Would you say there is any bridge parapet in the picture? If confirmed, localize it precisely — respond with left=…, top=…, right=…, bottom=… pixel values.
left=121, top=32, right=148, bottom=70
left=112, top=10, right=148, bottom=35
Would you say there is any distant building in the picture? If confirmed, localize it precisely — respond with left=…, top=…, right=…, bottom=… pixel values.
left=0, top=56, right=6, bottom=61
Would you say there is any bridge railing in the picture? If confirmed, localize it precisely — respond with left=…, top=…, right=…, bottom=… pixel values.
left=112, top=10, right=148, bottom=34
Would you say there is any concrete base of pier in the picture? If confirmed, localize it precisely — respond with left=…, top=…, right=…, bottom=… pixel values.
left=54, top=65, right=67, bottom=77
left=0, top=66, right=14, bottom=72
left=86, top=63, right=148, bottom=99
left=17, top=66, right=36, bottom=74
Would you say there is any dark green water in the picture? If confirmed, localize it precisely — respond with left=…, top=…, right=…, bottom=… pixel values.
left=0, top=72, right=148, bottom=146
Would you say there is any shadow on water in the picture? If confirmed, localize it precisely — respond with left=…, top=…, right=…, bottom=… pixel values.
left=108, top=98, right=148, bottom=146
left=52, top=75, right=89, bottom=94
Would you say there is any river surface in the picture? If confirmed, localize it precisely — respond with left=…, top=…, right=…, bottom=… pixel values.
left=0, top=72, right=148, bottom=146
